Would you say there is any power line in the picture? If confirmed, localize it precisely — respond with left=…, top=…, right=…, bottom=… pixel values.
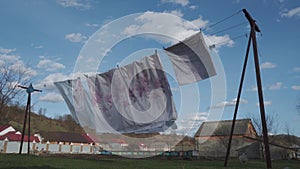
left=206, top=10, right=243, bottom=29
left=209, top=33, right=247, bottom=48
left=209, top=21, right=248, bottom=35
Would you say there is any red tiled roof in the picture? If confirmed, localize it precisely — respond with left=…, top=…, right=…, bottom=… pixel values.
left=194, top=119, right=254, bottom=137
left=0, top=125, right=11, bottom=132
left=111, top=139, right=127, bottom=144
left=0, top=131, right=40, bottom=142
left=82, top=134, right=95, bottom=143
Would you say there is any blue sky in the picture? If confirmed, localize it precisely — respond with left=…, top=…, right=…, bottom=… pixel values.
left=0, top=0, right=299, bottom=136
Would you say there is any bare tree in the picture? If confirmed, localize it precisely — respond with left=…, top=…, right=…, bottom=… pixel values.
left=284, top=122, right=295, bottom=145
left=0, top=63, right=30, bottom=121
left=248, top=112, right=280, bottom=136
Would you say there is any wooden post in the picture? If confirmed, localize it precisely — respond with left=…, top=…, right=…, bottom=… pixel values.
left=243, top=9, right=272, bottom=169
left=80, top=143, right=83, bottom=153
left=32, top=140, right=36, bottom=152
left=19, top=94, right=30, bottom=154
left=46, top=141, right=49, bottom=152
left=3, top=137, right=8, bottom=153
left=224, top=30, right=252, bottom=167
left=18, top=83, right=42, bottom=154
left=224, top=9, right=272, bottom=169
left=90, top=143, right=93, bottom=153
left=70, top=143, right=73, bottom=153
left=58, top=142, right=62, bottom=153
left=27, top=93, right=31, bottom=154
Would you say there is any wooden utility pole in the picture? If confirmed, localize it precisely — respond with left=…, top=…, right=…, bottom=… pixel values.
left=224, top=9, right=272, bottom=169
left=18, top=83, right=42, bottom=154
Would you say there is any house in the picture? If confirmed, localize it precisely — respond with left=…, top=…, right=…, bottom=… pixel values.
left=236, top=142, right=261, bottom=159
left=41, top=131, right=94, bottom=145
left=0, top=131, right=40, bottom=142
left=0, top=125, right=40, bottom=142
left=174, top=136, right=196, bottom=152
left=0, top=125, right=16, bottom=136
left=109, top=139, right=128, bottom=151
left=194, top=119, right=259, bottom=158
left=194, top=118, right=257, bottom=141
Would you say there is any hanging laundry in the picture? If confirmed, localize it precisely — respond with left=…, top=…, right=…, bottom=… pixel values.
left=87, top=53, right=177, bottom=133
left=54, top=79, right=97, bottom=130
left=164, top=32, right=216, bottom=85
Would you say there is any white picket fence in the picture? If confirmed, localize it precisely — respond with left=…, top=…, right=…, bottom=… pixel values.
left=0, top=140, right=95, bottom=154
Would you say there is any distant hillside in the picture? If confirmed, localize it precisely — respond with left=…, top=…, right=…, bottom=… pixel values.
left=0, top=105, right=84, bottom=134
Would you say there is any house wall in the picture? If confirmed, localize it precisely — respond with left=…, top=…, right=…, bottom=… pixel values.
left=245, top=122, right=257, bottom=138
left=195, top=135, right=244, bottom=141
left=0, top=140, right=95, bottom=154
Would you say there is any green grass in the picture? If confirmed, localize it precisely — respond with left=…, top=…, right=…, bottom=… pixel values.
left=0, top=154, right=299, bottom=169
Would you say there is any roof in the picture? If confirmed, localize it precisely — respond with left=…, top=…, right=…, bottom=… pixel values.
left=0, top=125, right=11, bottom=132
left=111, top=139, right=127, bottom=144
left=0, top=131, right=40, bottom=142
left=194, top=119, right=252, bottom=137
left=42, top=132, right=94, bottom=143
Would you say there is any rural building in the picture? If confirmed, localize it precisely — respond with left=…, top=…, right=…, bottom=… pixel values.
left=0, top=125, right=16, bottom=136
left=194, top=119, right=260, bottom=158
left=0, top=125, right=40, bottom=142
left=194, top=118, right=257, bottom=141
left=41, top=131, right=94, bottom=145
left=0, top=131, right=40, bottom=142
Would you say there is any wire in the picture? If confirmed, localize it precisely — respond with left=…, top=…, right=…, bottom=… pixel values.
left=209, top=33, right=247, bottom=48
left=209, top=22, right=248, bottom=35
left=206, top=10, right=243, bottom=29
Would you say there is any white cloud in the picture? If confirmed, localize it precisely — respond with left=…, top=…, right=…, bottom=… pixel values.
left=260, top=62, right=277, bottom=69
left=35, top=73, right=70, bottom=90
left=268, top=82, right=282, bottom=90
left=281, top=6, right=300, bottom=18
left=291, top=85, right=300, bottom=90
left=122, top=11, right=199, bottom=44
left=0, top=53, right=20, bottom=62
left=65, top=33, right=87, bottom=43
left=122, top=11, right=232, bottom=48
left=293, top=67, right=300, bottom=72
left=85, top=23, right=99, bottom=27
left=163, top=9, right=184, bottom=17
left=0, top=47, right=16, bottom=54
left=35, top=45, right=43, bottom=49
left=57, top=0, right=91, bottom=10
left=31, top=43, right=44, bottom=49
left=35, top=72, right=92, bottom=91
left=248, top=86, right=258, bottom=92
left=39, top=92, right=64, bottom=103
left=209, top=98, right=247, bottom=109
left=191, top=16, right=209, bottom=28
left=175, top=112, right=208, bottom=134
left=9, top=61, right=37, bottom=78
left=37, top=59, right=66, bottom=72
left=204, top=34, right=234, bottom=48
left=0, top=53, right=37, bottom=79
left=189, top=5, right=197, bottom=10
left=161, top=0, right=189, bottom=6
left=256, top=101, right=272, bottom=106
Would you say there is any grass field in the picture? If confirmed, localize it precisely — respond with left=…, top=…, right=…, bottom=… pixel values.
left=0, top=154, right=299, bottom=169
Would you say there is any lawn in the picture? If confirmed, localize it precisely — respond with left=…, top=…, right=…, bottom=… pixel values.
left=0, top=154, right=299, bottom=169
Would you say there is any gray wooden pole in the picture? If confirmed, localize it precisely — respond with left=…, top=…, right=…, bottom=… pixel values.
left=18, top=83, right=42, bottom=155
left=224, top=33, right=252, bottom=167
left=243, top=8, right=272, bottom=169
